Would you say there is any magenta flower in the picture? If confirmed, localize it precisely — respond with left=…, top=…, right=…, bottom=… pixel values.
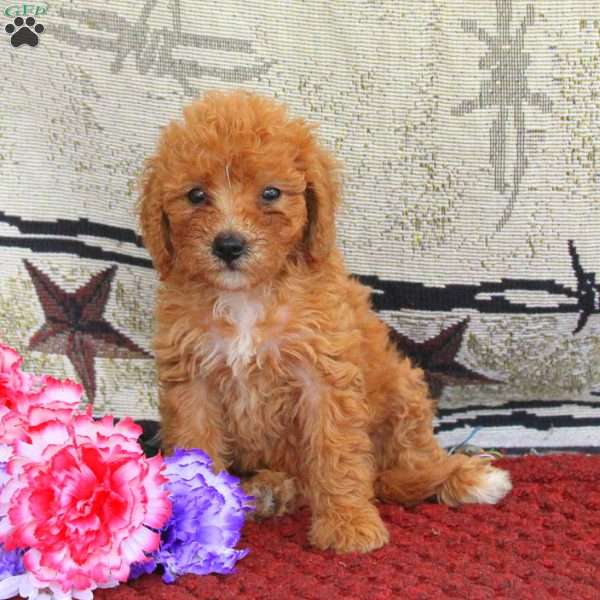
left=0, top=445, right=24, bottom=600
left=0, top=343, right=47, bottom=403
left=0, top=415, right=172, bottom=595
left=0, top=343, right=81, bottom=447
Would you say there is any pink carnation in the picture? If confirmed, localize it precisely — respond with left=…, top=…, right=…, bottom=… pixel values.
left=0, top=415, right=172, bottom=593
left=0, top=343, right=45, bottom=403
left=0, top=343, right=81, bottom=445
left=0, top=343, right=22, bottom=373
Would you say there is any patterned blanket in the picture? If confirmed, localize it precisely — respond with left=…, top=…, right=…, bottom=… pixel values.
left=1, top=0, right=599, bottom=451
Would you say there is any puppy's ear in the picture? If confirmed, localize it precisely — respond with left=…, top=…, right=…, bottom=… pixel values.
left=138, top=159, right=174, bottom=280
left=304, top=144, right=341, bottom=263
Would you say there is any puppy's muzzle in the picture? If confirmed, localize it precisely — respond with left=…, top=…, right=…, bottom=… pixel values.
left=212, top=232, right=248, bottom=265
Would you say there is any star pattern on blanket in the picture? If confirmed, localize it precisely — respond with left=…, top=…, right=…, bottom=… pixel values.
left=388, top=318, right=502, bottom=398
left=24, top=260, right=150, bottom=402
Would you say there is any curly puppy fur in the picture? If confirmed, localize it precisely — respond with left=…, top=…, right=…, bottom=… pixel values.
left=139, top=90, right=511, bottom=553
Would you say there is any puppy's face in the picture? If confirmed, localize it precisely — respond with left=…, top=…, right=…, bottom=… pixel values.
left=140, top=91, right=340, bottom=291
left=160, top=137, right=309, bottom=291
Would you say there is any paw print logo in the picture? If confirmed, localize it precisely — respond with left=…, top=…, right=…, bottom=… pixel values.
left=5, top=16, right=44, bottom=47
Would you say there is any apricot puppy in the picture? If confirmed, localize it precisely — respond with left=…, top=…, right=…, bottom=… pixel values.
left=139, top=90, right=511, bottom=553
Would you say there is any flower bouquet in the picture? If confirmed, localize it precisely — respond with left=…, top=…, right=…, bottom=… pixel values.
left=0, top=344, right=252, bottom=600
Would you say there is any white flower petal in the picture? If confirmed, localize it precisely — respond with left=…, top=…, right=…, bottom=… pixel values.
left=0, top=574, right=25, bottom=600
left=96, top=578, right=119, bottom=590
left=11, top=572, right=95, bottom=600
left=0, top=444, right=12, bottom=462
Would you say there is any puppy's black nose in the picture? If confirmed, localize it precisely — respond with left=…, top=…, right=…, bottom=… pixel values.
left=212, top=232, right=247, bottom=263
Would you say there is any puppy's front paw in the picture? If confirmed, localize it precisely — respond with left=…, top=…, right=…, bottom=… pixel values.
left=242, top=470, right=300, bottom=520
left=309, top=504, right=389, bottom=553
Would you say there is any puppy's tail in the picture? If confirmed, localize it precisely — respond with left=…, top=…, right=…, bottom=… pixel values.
left=375, top=453, right=511, bottom=507
left=436, top=455, right=512, bottom=507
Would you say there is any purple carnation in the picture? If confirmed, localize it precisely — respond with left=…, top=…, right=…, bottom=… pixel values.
left=0, top=545, right=24, bottom=579
left=132, top=449, right=252, bottom=583
left=128, top=557, right=157, bottom=581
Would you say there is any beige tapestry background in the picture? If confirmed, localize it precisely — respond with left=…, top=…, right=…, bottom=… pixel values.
left=1, top=0, right=599, bottom=449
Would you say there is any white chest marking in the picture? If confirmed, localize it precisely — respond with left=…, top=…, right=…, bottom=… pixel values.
left=212, top=291, right=265, bottom=375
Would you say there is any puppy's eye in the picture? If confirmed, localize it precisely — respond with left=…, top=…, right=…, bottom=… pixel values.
left=261, top=187, right=281, bottom=202
left=187, top=188, right=208, bottom=205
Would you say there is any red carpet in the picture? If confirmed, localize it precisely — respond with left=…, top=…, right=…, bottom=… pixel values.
left=100, top=455, right=600, bottom=600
